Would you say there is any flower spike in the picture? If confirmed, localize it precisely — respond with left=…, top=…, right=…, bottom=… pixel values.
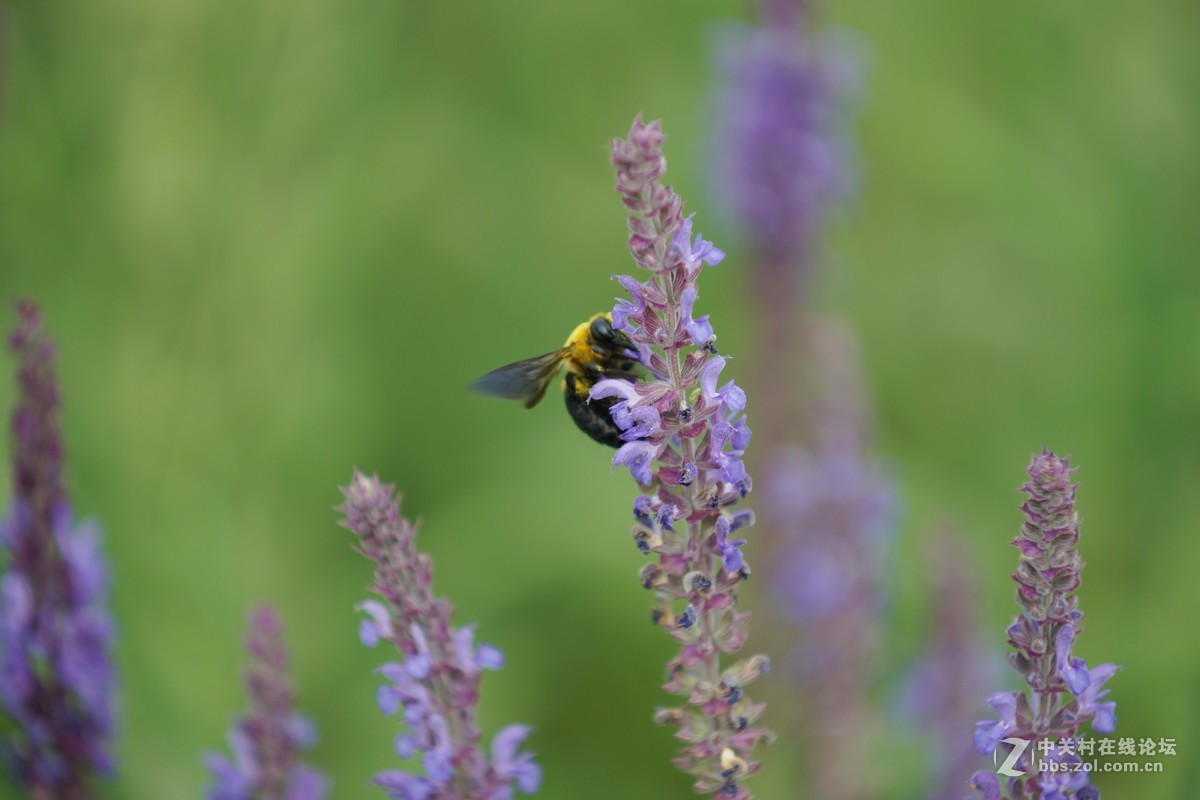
left=337, top=472, right=540, bottom=800
left=600, top=116, right=771, bottom=799
left=0, top=301, right=116, bottom=796
left=969, top=451, right=1118, bottom=800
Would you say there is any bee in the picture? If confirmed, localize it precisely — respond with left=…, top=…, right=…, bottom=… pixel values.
left=472, top=312, right=640, bottom=447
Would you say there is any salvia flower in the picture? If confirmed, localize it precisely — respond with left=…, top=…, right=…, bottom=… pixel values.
left=969, top=450, right=1118, bottom=800
left=0, top=300, right=115, bottom=797
left=764, top=444, right=892, bottom=640
left=337, top=472, right=540, bottom=800
left=205, top=604, right=328, bottom=800
left=710, top=17, right=858, bottom=301
left=594, top=116, right=771, bottom=799
left=759, top=438, right=893, bottom=800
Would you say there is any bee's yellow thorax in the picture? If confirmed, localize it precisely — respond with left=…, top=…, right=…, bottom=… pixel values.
left=562, top=314, right=607, bottom=377
left=562, top=318, right=593, bottom=350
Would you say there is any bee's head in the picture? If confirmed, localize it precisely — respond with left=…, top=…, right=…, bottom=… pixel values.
left=590, top=314, right=633, bottom=351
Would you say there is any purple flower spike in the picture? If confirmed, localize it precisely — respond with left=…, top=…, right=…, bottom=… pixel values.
left=0, top=301, right=116, bottom=796
left=711, top=21, right=858, bottom=303
left=337, top=472, right=539, bottom=799
left=599, top=116, right=771, bottom=799
left=969, top=451, right=1119, bottom=799
left=205, top=605, right=329, bottom=800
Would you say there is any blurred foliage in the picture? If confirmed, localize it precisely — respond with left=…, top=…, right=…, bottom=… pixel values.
left=0, top=0, right=1197, bottom=797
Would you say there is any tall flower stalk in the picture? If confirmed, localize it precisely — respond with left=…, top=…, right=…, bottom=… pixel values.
left=969, top=450, right=1117, bottom=800
left=337, top=472, right=540, bottom=800
left=0, top=300, right=115, bottom=798
left=590, top=116, right=771, bottom=800
left=205, top=604, right=328, bottom=800
left=708, top=5, right=894, bottom=797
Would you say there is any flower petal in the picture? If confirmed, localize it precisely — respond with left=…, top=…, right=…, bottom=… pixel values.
left=491, top=724, right=533, bottom=769
left=589, top=378, right=638, bottom=403
left=612, top=440, right=659, bottom=485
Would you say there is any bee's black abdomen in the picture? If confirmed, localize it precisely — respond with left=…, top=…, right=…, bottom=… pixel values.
left=564, top=373, right=625, bottom=448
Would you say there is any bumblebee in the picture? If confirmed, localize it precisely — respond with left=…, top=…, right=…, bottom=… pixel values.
left=472, top=312, right=639, bottom=447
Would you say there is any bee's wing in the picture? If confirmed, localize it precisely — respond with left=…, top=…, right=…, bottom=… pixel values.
left=471, top=348, right=569, bottom=409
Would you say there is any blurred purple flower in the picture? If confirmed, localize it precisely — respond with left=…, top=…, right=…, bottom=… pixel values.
left=707, top=6, right=878, bottom=796
left=898, top=526, right=998, bottom=799
left=969, top=451, right=1119, bottom=799
left=764, top=444, right=892, bottom=631
left=338, top=472, right=539, bottom=800
left=756, top=429, right=893, bottom=800
left=0, top=300, right=116, bottom=797
left=205, top=604, right=328, bottom=800
left=710, top=18, right=859, bottom=301
left=598, top=115, right=771, bottom=799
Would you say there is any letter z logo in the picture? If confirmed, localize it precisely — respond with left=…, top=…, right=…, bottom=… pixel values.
left=994, top=737, right=1030, bottom=777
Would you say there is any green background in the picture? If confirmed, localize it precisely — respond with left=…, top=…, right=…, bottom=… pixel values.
left=0, top=0, right=1196, bottom=797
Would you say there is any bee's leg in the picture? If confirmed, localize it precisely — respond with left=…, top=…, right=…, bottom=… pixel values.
left=582, top=361, right=605, bottom=381
left=604, top=367, right=640, bottom=382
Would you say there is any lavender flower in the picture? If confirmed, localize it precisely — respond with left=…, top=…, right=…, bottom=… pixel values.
left=759, top=437, right=892, bottom=800
left=205, top=605, right=328, bottom=800
left=337, top=472, right=539, bottom=800
left=592, top=116, right=771, bottom=800
left=969, top=450, right=1118, bottom=800
left=730, top=314, right=892, bottom=800
left=0, top=300, right=115, bottom=797
left=764, top=444, right=892, bottom=639
left=710, top=15, right=857, bottom=302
